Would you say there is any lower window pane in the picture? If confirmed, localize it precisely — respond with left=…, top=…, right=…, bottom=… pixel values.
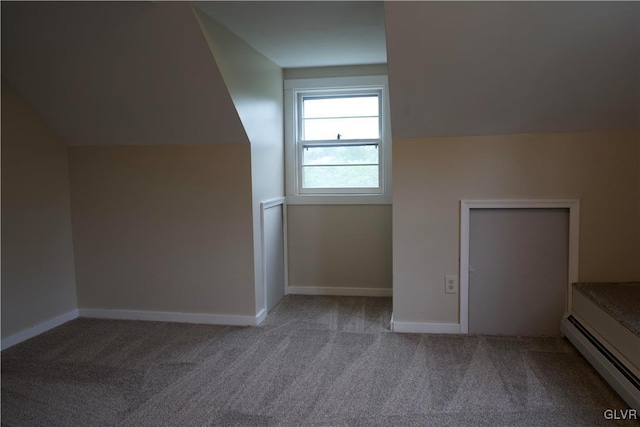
left=303, top=145, right=378, bottom=165
left=302, top=165, right=379, bottom=188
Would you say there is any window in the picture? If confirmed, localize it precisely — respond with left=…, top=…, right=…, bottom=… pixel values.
left=285, top=76, right=391, bottom=204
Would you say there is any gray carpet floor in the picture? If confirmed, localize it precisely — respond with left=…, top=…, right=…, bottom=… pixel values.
left=1, top=295, right=637, bottom=426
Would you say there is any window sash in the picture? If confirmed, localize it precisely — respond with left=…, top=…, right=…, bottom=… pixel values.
left=301, top=93, right=379, bottom=119
left=297, top=90, right=383, bottom=143
left=300, top=139, right=380, bottom=147
left=297, top=139, right=382, bottom=194
left=300, top=141, right=380, bottom=167
left=284, top=76, right=390, bottom=203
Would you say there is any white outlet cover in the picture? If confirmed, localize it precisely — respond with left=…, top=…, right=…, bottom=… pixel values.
left=445, top=275, right=458, bottom=294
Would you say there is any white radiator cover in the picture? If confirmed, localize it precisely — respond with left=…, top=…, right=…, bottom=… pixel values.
left=562, top=315, right=640, bottom=412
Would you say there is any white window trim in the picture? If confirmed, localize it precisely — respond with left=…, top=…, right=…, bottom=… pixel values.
left=284, top=75, right=392, bottom=205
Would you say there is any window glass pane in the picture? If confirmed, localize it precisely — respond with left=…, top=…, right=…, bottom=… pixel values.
left=302, top=165, right=379, bottom=188
left=303, top=117, right=379, bottom=141
left=303, top=145, right=378, bottom=166
left=303, top=95, right=378, bottom=119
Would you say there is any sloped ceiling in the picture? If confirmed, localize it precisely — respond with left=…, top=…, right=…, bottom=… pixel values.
left=1, top=2, right=249, bottom=146
left=4, top=2, right=638, bottom=144
left=194, top=1, right=386, bottom=68
left=385, top=2, right=640, bottom=139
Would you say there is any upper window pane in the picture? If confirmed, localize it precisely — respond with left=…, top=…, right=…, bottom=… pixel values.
left=301, top=94, right=380, bottom=141
left=303, top=95, right=379, bottom=119
left=302, top=117, right=379, bottom=141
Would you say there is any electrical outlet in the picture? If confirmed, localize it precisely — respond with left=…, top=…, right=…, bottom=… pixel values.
left=445, top=275, right=458, bottom=294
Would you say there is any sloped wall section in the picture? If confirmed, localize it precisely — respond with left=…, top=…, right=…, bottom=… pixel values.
left=385, top=2, right=640, bottom=138
left=194, top=8, right=285, bottom=315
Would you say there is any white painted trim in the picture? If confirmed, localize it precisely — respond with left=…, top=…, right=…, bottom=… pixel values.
left=562, top=316, right=640, bottom=411
left=286, top=286, right=392, bottom=297
left=392, top=320, right=461, bottom=334
left=286, top=195, right=392, bottom=205
left=567, top=202, right=581, bottom=312
left=570, top=311, right=640, bottom=379
left=284, top=86, right=296, bottom=197
left=1, top=309, right=79, bottom=350
left=260, top=197, right=287, bottom=315
left=459, top=199, right=580, bottom=334
left=261, top=197, right=286, bottom=210
left=284, top=75, right=392, bottom=204
left=259, top=205, right=267, bottom=314
left=284, top=75, right=388, bottom=90
left=283, top=204, right=290, bottom=295
left=78, top=309, right=262, bottom=326
left=255, top=308, right=268, bottom=326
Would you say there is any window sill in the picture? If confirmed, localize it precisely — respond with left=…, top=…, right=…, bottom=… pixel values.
left=286, top=194, right=392, bottom=205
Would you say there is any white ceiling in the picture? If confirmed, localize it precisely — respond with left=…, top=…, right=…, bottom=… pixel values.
left=193, top=1, right=387, bottom=68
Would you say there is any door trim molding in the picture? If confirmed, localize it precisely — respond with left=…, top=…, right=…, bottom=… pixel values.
left=459, top=199, right=580, bottom=334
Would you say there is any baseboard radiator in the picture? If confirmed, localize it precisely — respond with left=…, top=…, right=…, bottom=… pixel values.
left=562, top=315, right=640, bottom=411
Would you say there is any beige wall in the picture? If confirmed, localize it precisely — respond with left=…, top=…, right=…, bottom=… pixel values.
left=283, top=64, right=393, bottom=292
left=288, top=205, right=392, bottom=289
left=393, top=131, right=640, bottom=324
left=1, top=79, right=78, bottom=339
left=68, top=145, right=256, bottom=316
left=195, top=9, right=284, bottom=313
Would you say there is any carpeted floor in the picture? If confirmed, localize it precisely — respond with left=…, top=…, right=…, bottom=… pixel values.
left=1, top=295, right=636, bottom=426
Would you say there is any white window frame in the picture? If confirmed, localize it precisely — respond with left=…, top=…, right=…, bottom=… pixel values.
left=284, top=75, right=392, bottom=205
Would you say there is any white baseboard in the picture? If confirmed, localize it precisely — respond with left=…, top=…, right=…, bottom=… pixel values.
left=392, top=319, right=461, bottom=334
left=1, top=309, right=79, bottom=351
left=255, top=308, right=267, bottom=326
left=286, top=286, right=392, bottom=297
left=79, top=308, right=264, bottom=327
